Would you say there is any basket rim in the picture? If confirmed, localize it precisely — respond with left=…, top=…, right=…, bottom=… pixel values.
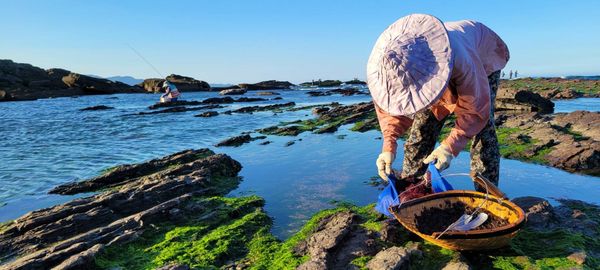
left=390, top=190, right=526, bottom=240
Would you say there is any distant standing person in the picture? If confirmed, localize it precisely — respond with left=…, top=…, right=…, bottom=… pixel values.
left=515, top=70, right=518, bottom=78
left=367, top=14, right=509, bottom=192
left=160, top=80, right=180, bottom=103
left=502, top=71, right=505, bottom=78
left=509, top=70, right=513, bottom=79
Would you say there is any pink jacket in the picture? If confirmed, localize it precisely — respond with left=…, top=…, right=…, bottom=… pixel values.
left=376, top=20, right=509, bottom=156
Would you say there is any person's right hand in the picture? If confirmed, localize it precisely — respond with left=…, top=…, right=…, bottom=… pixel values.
left=376, top=152, right=395, bottom=181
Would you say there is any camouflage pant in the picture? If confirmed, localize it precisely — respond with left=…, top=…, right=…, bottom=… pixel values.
left=400, top=71, right=501, bottom=191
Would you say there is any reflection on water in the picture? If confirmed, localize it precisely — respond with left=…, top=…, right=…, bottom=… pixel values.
left=1, top=91, right=599, bottom=238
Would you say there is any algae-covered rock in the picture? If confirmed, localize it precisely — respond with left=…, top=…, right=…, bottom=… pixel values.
left=0, top=149, right=244, bottom=270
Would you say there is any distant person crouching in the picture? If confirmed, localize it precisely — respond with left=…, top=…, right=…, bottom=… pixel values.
left=160, top=80, right=181, bottom=103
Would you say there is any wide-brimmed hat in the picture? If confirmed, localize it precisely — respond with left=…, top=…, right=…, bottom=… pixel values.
left=367, top=14, right=453, bottom=116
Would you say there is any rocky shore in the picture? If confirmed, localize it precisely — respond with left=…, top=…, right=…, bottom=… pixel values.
left=501, top=78, right=600, bottom=99
left=0, top=151, right=598, bottom=269
left=0, top=60, right=144, bottom=101
left=245, top=96, right=599, bottom=176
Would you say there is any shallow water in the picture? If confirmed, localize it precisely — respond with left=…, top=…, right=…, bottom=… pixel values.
left=1, top=90, right=599, bottom=238
left=554, top=97, right=600, bottom=112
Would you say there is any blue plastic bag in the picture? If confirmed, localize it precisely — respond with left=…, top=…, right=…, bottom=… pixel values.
left=375, top=173, right=400, bottom=217
left=428, top=162, right=453, bottom=193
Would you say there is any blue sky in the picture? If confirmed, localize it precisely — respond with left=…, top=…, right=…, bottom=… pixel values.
left=1, top=0, right=599, bottom=83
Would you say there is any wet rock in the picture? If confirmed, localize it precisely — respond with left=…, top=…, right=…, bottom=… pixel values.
left=136, top=104, right=223, bottom=115
left=312, top=107, right=330, bottom=115
left=238, top=80, right=294, bottom=90
left=259, top=141, right=272, bottom=145
left=0, top=149, right=242, bottom=269
left=199, top=96, right=267, bottom=105
left=328, top=88, right=367, bottom=96
left=256, top=91, right=280, bottom=96
left=219, top=88, right=247, bottom=95
left=148, top=100, right=204, bottom=109
left=258, top=125, right=304, bottom=136
left=307, top=90, right=331, bottom=97
left=284, top=141, right=295, bottom=147
left=365, top=243, right=422, bottom=270
left=215, top=134, right=252, bottom=147
left=314, top=124, right=338, bottom=134
left=80, top=105, right=114, bottom=111
left=50, top=149, right=223, bottom=194
left=272, top=97, right=283, bottom=100
left=138, top=74, right=210, bottom=93
left=224, top=102, right=296, bottom=114
left=195, top=111, right=219, bottom=117
left=512, top=196, right=556, bottom=228
left=306, top=88, right=367, bottom=97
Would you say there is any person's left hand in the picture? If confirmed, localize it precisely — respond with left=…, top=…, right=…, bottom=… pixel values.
left=423, top=144, right=454, bottom=171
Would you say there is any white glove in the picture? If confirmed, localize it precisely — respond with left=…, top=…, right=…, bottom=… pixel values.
left=376, top=152, right=395, bottom=180
left=423, top=144, right=454, bottom=171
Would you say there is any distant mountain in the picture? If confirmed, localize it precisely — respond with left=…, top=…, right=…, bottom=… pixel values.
left=105, top=76, right=144, bottom=86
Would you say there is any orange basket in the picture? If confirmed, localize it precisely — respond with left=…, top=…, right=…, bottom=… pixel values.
left=389, top=173, right=526, bottom=251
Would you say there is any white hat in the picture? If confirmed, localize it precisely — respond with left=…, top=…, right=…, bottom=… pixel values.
left=367, top=14, right=453, bottom=116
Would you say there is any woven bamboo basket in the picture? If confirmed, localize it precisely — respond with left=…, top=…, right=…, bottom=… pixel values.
left=390, top=174, right=526, bottom=251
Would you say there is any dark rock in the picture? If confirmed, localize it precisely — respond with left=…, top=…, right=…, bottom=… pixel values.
left=199, top=96, right=266, bottom=105
left=62, top=73, right=141, bottom=95
left=0, top=59, right=144, bottom=101
left=258, top=125, right=304, bottom=136
left=226, top=102, right=295, bottom=114
left=156, top=264, right=191, bottom=270
left=148, top=100, right=204, bottom=109
left=328, top=88, right=367, bottom=96
left=511, top=197, right=556, bottom=229
left=272, top=97, right=283, bottom=100
left=496, top=88, right=554, bottom=114
left=50, top=149, right=222, bottom=195
left=284, top=141, right=295, bottom=147
left=256, top=91, right=280, bottom=96
left=136, top=105, right=223, bottom=115
left=300, top=80, right=342, bottom=87
left=238, top=80, right=294, bottom=90
left=345, top=79, right=367, bottom=85
left=312, top=107, right=330, bottom=115
left=215, top=134, right=252, bottom=147
left=0, top=149, right=242, bottom=269
left=307, top=91, right=331, bottom=97
left=79, top=105, right=114, bottom=111
left=219, top=88, right=247, bottom=96
left=259, top=141, right=272, bottom=145
left=379, top=219, right=406, bottom=244
left=195, top=111, right=218, bottom=117
left=138, top=75, right=210, bottom=93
